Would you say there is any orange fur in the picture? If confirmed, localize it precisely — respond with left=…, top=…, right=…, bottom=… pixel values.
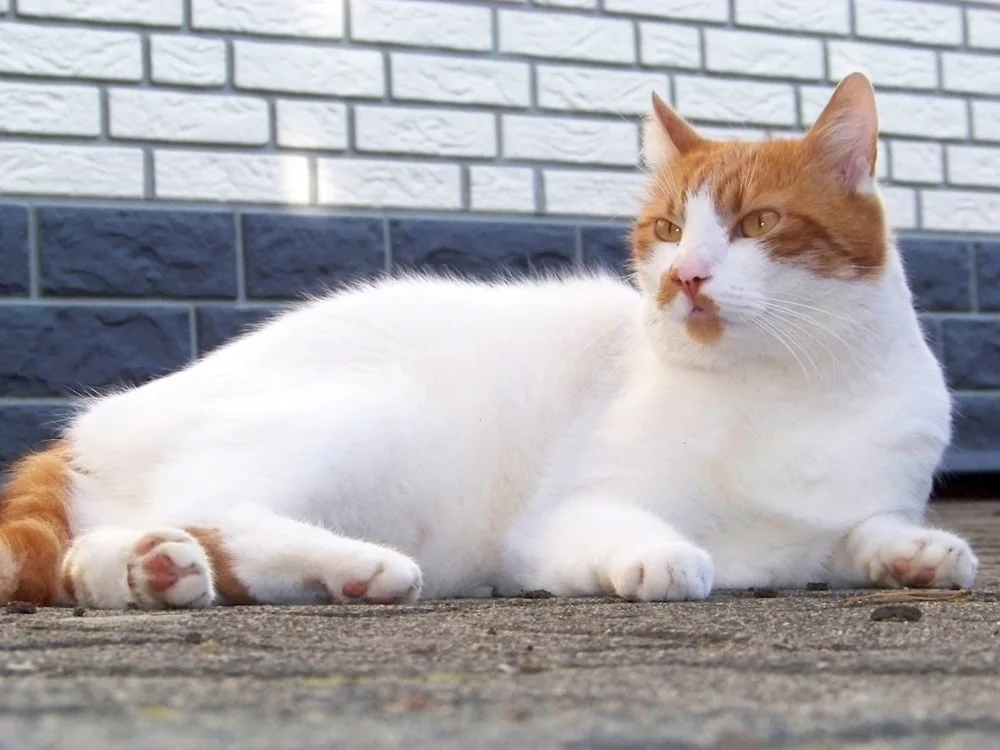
left=185, top=526, right=254, bottom=605
left=0, top=443, right=74, bottom=605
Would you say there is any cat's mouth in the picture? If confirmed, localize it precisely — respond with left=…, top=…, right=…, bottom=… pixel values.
left=683, top=295, right=724, bottom=343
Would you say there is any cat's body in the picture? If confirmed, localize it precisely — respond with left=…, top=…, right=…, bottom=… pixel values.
left=0, top=74, right=977, bottom=609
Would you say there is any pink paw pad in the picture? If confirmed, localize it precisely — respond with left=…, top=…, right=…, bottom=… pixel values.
left=342, top=580, right=369, bottom=599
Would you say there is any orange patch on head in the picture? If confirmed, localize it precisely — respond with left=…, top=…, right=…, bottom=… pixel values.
left=632, top=76, right=887, bottom=281
left=184, top=527, right=253, bottom=605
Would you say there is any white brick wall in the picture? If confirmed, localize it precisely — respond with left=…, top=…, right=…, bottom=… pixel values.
left=0, top=82, right=99, bottom=136
left=0, top=0, right=995, bottom=233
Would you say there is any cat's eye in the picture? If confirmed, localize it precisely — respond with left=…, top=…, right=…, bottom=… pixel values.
left=738, top=210, right=780, bottom=239
left=653, top=218, right=682, bottom=243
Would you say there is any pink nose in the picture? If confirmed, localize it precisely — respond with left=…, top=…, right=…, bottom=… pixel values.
left=669, top=268, right=710, bottom=301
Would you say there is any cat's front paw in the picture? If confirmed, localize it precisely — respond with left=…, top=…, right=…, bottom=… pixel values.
left=127, top=529, right=215, bottom=609
left=861, top=528, right=977, bottom=589
left=320, top=544, right=423, bottom=604
left=608, top=543, right=714, bottom=602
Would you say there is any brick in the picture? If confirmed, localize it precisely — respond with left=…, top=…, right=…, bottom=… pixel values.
left=972, top=101, right=1000, bottom=143
left=391, top=53, right=529, bottom=108
left=544, top=169, right=645, bottom=217
left=39, top=208, right=237, bottom=298
left=0, top=144, right=143, bottom=198
left=503, top=115, right=637, bottom=166
left=19, top=0, right=182, bottom=26
left=827, top=42, right=937, bottom=90
left=890, top=141, right=943, bottom=184
left=676, top=76, right=796, bottom=127
left=0, top=306, right=190, bottom=397
left=151, top=36, right=226, bottom=87
left=898, top=238, right=971, bottom=312
left=942, top=320, right=1000, bottom=389
left=499, top=10, right=634, bottom=64
left=317, top=159, right=461, bottom=210
left=235, top=41, right=383, bottom=97
left=920, top=190, right=1000, bottom=233
left=947, top=146, right=1000, bottom=188
left=537, top=65, right=668, bottom=115
left=801, top=88, right=967, bottom=139
left=582, top=225, right=631, bottom=275
left=0, top=403, right=72, bottom=470
left=155, top=151, right=310, bottom=205
left=855, top=0, right=961, bottom=45
left=974, top=240, right=1000, bottom=311
left=734, top=0, right=848, bottom=34
left=243, top=214, right=385, bottom=300
left=0, top=205, right=29, bottom=296
left=604, top=0, right=727, bottom=22
left=276, top=100, right=347, bottom=150
left=951, top=394, right=1000, bottom=453
left=880, top=186, right=917, bottom=230
left=469, top=167, right=535, bottom=213
left=942, top=53, right=1000, bottom=96
left=705, top=29, right=823, bottom=80
left=111, top=90, right=269, bottom=146
left=356, top=106, right=496, bottom=158
left=0, top=23, right=141, bottom=81
left=389, top=220, right=575, bottom=279
left=968, top=8, right=1000, bottom=50
left=350, top=0, right=490, bottom=51
left=0, top=82, right=99, bottom=137
left=196, top=307, right=280, bottom=356
left=193, top=0, right=343, bottom=39
left=639, top=22, right=701, bottom=69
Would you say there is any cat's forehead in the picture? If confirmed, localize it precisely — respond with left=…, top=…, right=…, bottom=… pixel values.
left=659, top=139, right=802, bottom=220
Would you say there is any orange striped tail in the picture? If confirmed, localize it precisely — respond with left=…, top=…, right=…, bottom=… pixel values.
left=0, top=444, right=73, bottom=605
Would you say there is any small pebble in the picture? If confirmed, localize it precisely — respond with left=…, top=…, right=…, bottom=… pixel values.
left=806, top=582, right=829, bottom=591
left=870, top=604, right=922, bottom=622
left=486, top=626, right=497, bottom=635
left=5, top=601, right=37, bottom=615
left=72, top=607, right=86, bottom=617
left=184, top=631, right=204, bottom=644
left=748, top=587, right=780, bottom=598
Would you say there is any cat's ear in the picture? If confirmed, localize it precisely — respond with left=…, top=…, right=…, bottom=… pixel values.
left=642, top=91, right=704, bottom=169
left=805, top=72, right=879, bottom=193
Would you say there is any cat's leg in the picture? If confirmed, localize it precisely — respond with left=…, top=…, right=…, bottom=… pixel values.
left=188, top=510, right=423, bottom=605
left=61, top=527, right=214, bottom=610
left=830, top=514, right=978, bottom=589
left=502, top=497, right=713, bottom=602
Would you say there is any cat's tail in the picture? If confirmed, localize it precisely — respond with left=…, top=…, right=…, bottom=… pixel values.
left=0, top=443, right=74, bottom=605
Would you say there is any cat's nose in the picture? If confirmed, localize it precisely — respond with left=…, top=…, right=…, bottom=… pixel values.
left=668, top=268, right=711, bottom=301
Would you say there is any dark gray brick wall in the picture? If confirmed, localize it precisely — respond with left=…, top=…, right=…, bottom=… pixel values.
left=1, top=202, right=998, bottom=473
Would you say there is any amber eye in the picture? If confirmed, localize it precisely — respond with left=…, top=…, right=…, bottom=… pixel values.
left=653, top=218, right=682, bottom=243
left=738, top=210, right=780, bottom=239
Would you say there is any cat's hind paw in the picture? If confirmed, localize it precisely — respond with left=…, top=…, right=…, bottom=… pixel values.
left=63, top=527, right=215, bottom=610
left=862, top=528, right=977, bottom=589
left=608, top=542, right=714, bottom=602
left=127, top=529, right=215, bottom=609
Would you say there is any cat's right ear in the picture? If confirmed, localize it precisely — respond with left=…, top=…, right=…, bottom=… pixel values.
left=642, top=92, right=704, bottom=169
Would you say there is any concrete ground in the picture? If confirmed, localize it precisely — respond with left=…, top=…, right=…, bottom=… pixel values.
left=0, top=503, right=997, bottom=750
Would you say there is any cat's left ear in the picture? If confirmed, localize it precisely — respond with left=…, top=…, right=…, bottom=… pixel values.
left=642, top=91, right=705, bottom=169
left=805, top=72, right=879, bottom=193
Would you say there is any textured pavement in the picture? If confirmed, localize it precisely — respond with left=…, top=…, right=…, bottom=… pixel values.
left=0, top=502, right=997, bottom=750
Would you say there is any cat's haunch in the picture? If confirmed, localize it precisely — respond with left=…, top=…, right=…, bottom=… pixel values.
left=0, top=73, right=977, bottom=609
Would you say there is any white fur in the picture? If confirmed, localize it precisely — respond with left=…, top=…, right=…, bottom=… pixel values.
left=55, top=116, right=976, bottom=607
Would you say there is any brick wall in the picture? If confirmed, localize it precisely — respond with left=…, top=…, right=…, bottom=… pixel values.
left=0, top=0, right=999, bottom=473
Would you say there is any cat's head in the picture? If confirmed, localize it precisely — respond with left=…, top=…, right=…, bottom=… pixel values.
left=631, top=73, right=898, bottom=368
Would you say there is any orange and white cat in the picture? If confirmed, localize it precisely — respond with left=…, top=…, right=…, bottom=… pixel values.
left=0, top=73, right=977, bottom=610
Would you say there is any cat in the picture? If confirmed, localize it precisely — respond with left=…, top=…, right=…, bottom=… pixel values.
left=0, top=72, right=977, bottom=610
